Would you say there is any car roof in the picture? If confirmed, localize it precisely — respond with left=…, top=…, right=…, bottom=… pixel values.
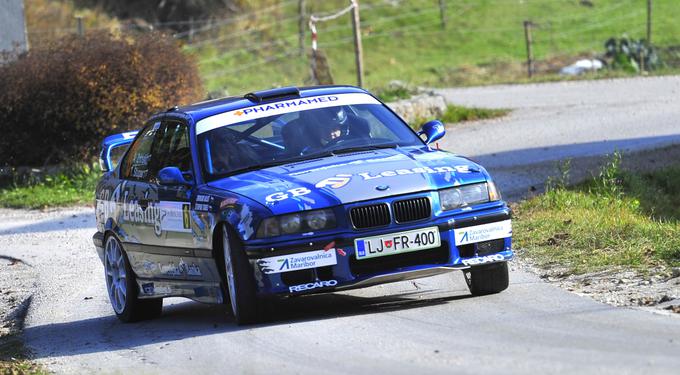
left=175, top=85, right=371, bottom=124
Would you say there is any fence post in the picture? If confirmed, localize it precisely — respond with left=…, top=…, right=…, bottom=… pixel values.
left=298, top=0, right=306, bottom=57
left=646, top=0, right=652, bottom=43
left=523, top=20, right=534, bottom=78
left=438, top=0, right=446, bottom=30
left=188, top=17, right=195, bottom=44
left=75, top=16, right=84, bottom=37
left=350, top=0, right=364, bottom=87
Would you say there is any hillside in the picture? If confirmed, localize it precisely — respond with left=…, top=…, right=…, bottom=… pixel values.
left=23, top=0, right=680, bottom=95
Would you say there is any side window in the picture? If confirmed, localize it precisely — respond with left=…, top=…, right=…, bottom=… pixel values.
left=120, top=122, right=161, bottom=181
left=149, top=121, right=192, bottom=179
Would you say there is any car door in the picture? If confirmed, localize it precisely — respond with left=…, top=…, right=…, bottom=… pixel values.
left=146, top=119, right=195, bottom=250
left=117, top=120, right=163, bottom=245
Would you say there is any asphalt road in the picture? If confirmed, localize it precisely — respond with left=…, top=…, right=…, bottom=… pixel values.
left=3, top=76, right=680, bottom=374
left=435, top=75, right=680, bottom=199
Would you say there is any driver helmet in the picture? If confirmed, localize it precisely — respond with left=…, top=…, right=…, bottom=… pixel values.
left=316, top=106, right=348, bottom=144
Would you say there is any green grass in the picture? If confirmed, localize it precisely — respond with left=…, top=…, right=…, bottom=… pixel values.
left=514, top=154, right=680, bottom=274
left=440, top=104, right=509, bottom=123
left=0, top=335, right=47, bottom=375
left=188, top=0, right=680, bottom=94
left=0, top=164, right=99, bottom=209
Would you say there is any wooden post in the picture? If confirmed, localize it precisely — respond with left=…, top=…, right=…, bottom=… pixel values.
left=438, top=0, right=446, bottom=30
left=523, top=20, right=534, bottom=78
left=75, top=16, right=84, bottom=37
left=350, top=0, right=364, bottom=87
left=298, top=0, right=306, bottom=57
left=188, top=17, right=195, bottom=44
left=646, top=0, right=652, bottom=44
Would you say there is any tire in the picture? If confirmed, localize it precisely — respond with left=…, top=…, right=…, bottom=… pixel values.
left=104, top=235, right=163, bottom=323
left=464, top=262, right=509, bottom=296
left=221, top=224, right=260, bottom=325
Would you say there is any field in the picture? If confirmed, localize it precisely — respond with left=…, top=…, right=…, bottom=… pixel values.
left=185, top=0, right=680, bottom=94
left=23, top=0, right=680, bottom=95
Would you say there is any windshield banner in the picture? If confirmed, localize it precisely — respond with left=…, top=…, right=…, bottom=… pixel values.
left=196, top=93, right=381, bottom=135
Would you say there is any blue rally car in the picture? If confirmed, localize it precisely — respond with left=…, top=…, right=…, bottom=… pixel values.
left=93, top=86, right=513, bottom=324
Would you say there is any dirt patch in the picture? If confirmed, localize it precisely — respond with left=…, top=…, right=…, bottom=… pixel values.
left=0, top=255, right=37, bottom=361
left=515, top=258, right=680, bottom=315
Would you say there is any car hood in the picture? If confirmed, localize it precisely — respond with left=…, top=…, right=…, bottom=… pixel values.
left=207, top=147, right=489, bottom=215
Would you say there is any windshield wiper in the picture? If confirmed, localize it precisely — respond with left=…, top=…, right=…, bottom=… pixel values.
left=330, top=143, right=398, bottom=155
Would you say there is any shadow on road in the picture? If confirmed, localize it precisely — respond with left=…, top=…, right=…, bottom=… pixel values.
left=0, top=212, right=93, bottom=235
left=466, top=135, right=680, bottom=168
left=24, top=288, right=472, bottom=359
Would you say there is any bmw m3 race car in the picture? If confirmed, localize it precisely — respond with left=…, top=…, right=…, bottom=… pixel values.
left=93, top=85, right=513, bottom=324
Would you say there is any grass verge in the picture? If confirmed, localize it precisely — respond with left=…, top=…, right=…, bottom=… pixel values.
left=514, top=154, right=680, bottom=274
left=0, top=336, right=46, bottom=375
left=441, top=104, right=509, bottom=124
left=0, top=164, right=99, bottom=209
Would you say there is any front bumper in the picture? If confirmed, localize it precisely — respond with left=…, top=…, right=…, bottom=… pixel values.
left=246, top=204, right=513, bottom=296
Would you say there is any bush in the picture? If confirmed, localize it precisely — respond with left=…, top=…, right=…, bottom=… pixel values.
left=0, top=31, right=204, bottom=166
left=604, top=37, right=662, bottom=72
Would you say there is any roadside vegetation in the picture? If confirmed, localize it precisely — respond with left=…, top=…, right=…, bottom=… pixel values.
left=0, top=164, right=99, bottom=209
left=514, top=154, right=680, bottom=274
left=440, top=105, right=509, bottom=124
left=0, top=336, right=47, bottom=375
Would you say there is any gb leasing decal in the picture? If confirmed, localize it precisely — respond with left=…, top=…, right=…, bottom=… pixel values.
left=265, top=165, right=474, bottom=203
left=96, top=184, right=191, bottom=236
left=195, top=93, right=381, bottom=135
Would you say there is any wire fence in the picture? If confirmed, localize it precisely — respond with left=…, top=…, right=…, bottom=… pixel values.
left=24, top=0, right=680, bottom=93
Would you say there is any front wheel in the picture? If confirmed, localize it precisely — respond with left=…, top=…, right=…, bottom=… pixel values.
left=222, top=224, right=260, bottom=325
left=463, top=262, right=509, bottom=296
left=104, top=235, right=162, bottom=323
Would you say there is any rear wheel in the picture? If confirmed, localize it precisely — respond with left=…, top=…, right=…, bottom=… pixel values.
left=221, top=224, right=260, bottom=325
left=104, top=235, right=162, bottom=322
left=464, top=262, right=509, bottom=296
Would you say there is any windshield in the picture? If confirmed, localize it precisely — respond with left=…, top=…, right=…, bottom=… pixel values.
left=196, top=93, right=423, bottom=180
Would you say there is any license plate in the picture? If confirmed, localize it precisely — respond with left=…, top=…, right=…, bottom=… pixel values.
left=354, top=227, right=440, bottom=260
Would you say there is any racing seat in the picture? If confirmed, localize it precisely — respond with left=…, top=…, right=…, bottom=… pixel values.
left=344, top=115, right=371, bottom=140
left=282, top=119, right=322, bottom=155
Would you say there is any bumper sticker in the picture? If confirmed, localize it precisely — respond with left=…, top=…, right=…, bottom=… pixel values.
left=454, top=220, right=512, bottom=246
left=257, top=249, right=337, bottom=274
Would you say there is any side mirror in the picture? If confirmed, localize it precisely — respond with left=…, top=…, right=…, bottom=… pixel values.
left=158, top=166, right=192, bottom=186
left=417, top=120, right=446, bottom=145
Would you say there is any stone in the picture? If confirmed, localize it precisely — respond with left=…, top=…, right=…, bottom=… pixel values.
left=387, top=94, right=448, bottom=126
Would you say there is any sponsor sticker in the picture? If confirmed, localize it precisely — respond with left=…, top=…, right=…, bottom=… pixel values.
left=159, top=201, right=192, bottom=233
left=454, top=220, right=512, bottom=246
left=257, top=249, right=337, bottom=274
left=462, top=254, right=505, bottom=266
left=264, top=165, right=475, bottom=203
left=196, top=93, right=381, bottom=135
left=289, top=279, right=338, bottom=293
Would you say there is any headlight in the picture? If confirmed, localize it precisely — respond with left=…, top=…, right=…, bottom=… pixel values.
left=439, top=182, right=492, bottom=211
left=256, top=209, right=336, bottom=238
left=280, top=214, right=301, bottom=234
left=307, top=210, right=330, bottom=230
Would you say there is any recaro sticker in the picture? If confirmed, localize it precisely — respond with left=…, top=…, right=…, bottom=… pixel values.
left=196, top=93, right=381, bottom=135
